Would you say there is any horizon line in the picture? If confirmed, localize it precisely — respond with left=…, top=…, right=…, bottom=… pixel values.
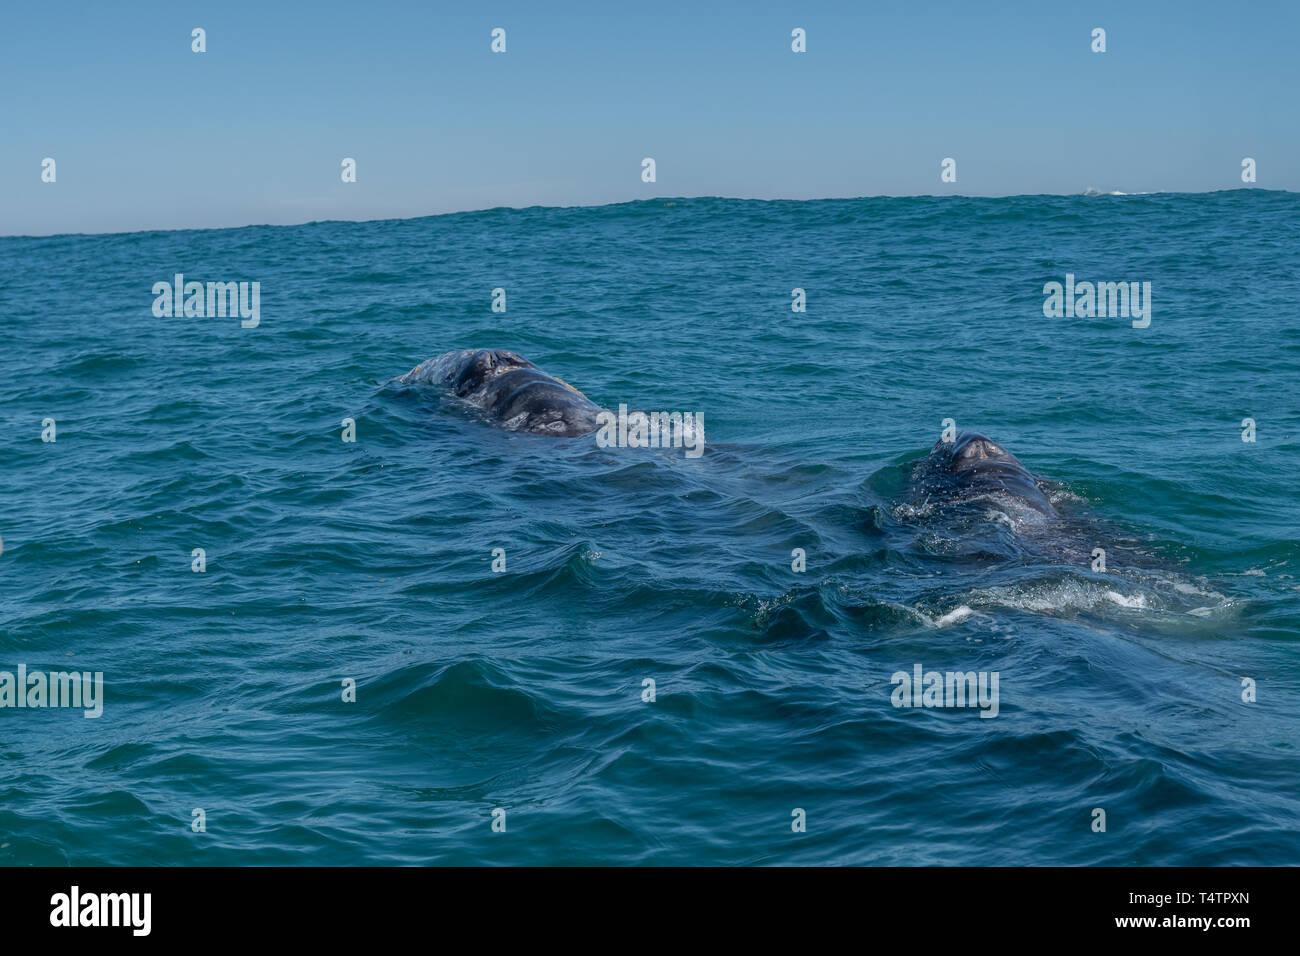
left=3, top=186, right=1288, bottom=242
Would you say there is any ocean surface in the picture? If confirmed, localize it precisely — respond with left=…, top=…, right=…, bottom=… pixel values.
left=1, top=190, right=1297, bottom=866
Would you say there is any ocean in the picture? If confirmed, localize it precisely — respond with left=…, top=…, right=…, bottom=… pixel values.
left=1, top=190, right=1297, bottom=865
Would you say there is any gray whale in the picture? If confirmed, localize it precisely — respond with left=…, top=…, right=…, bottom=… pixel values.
left=917, top=431, right=1056, bottom=517
left=398, top=349, right=603, bottom=437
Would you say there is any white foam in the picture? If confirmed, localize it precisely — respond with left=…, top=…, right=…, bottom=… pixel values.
left=1104, top=590, right=1147, bottom=609
left=933, top=605, right=974, bottom=627
left=903, top=603, right=976, bottom=628
left=962, top=578, right=1151, bottom=616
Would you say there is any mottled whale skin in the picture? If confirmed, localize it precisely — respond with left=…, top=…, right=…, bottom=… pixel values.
left=398, top=349, right=603, bottom=437
left=921, top=431, right=1056, bottom=517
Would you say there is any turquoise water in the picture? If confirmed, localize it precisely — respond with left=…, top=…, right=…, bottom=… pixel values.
left=1, top=191, right=1297, bottom=865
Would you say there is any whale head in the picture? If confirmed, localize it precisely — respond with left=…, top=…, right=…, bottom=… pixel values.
left=430, top=348, right=536, bottom=396
left=944, top=433, right=1023, bottom=474
left=400, top=348, right=604, bottom=437
left=928, top=431, right=1056, bottom=517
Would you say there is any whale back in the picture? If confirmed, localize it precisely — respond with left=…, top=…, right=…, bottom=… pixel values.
left=399, top=348, right=604, bottom=437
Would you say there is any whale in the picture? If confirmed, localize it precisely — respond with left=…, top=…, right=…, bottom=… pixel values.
left=913, top=431, right=1056, bottom=518
left=397, top=349, right=604, bottom=437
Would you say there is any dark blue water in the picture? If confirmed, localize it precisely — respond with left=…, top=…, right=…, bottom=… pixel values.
left=1, top=191, right=1297, bottom=865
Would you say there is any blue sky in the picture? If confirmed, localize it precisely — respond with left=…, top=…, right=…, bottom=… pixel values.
left=2, top=0, right=1296, bottom=236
